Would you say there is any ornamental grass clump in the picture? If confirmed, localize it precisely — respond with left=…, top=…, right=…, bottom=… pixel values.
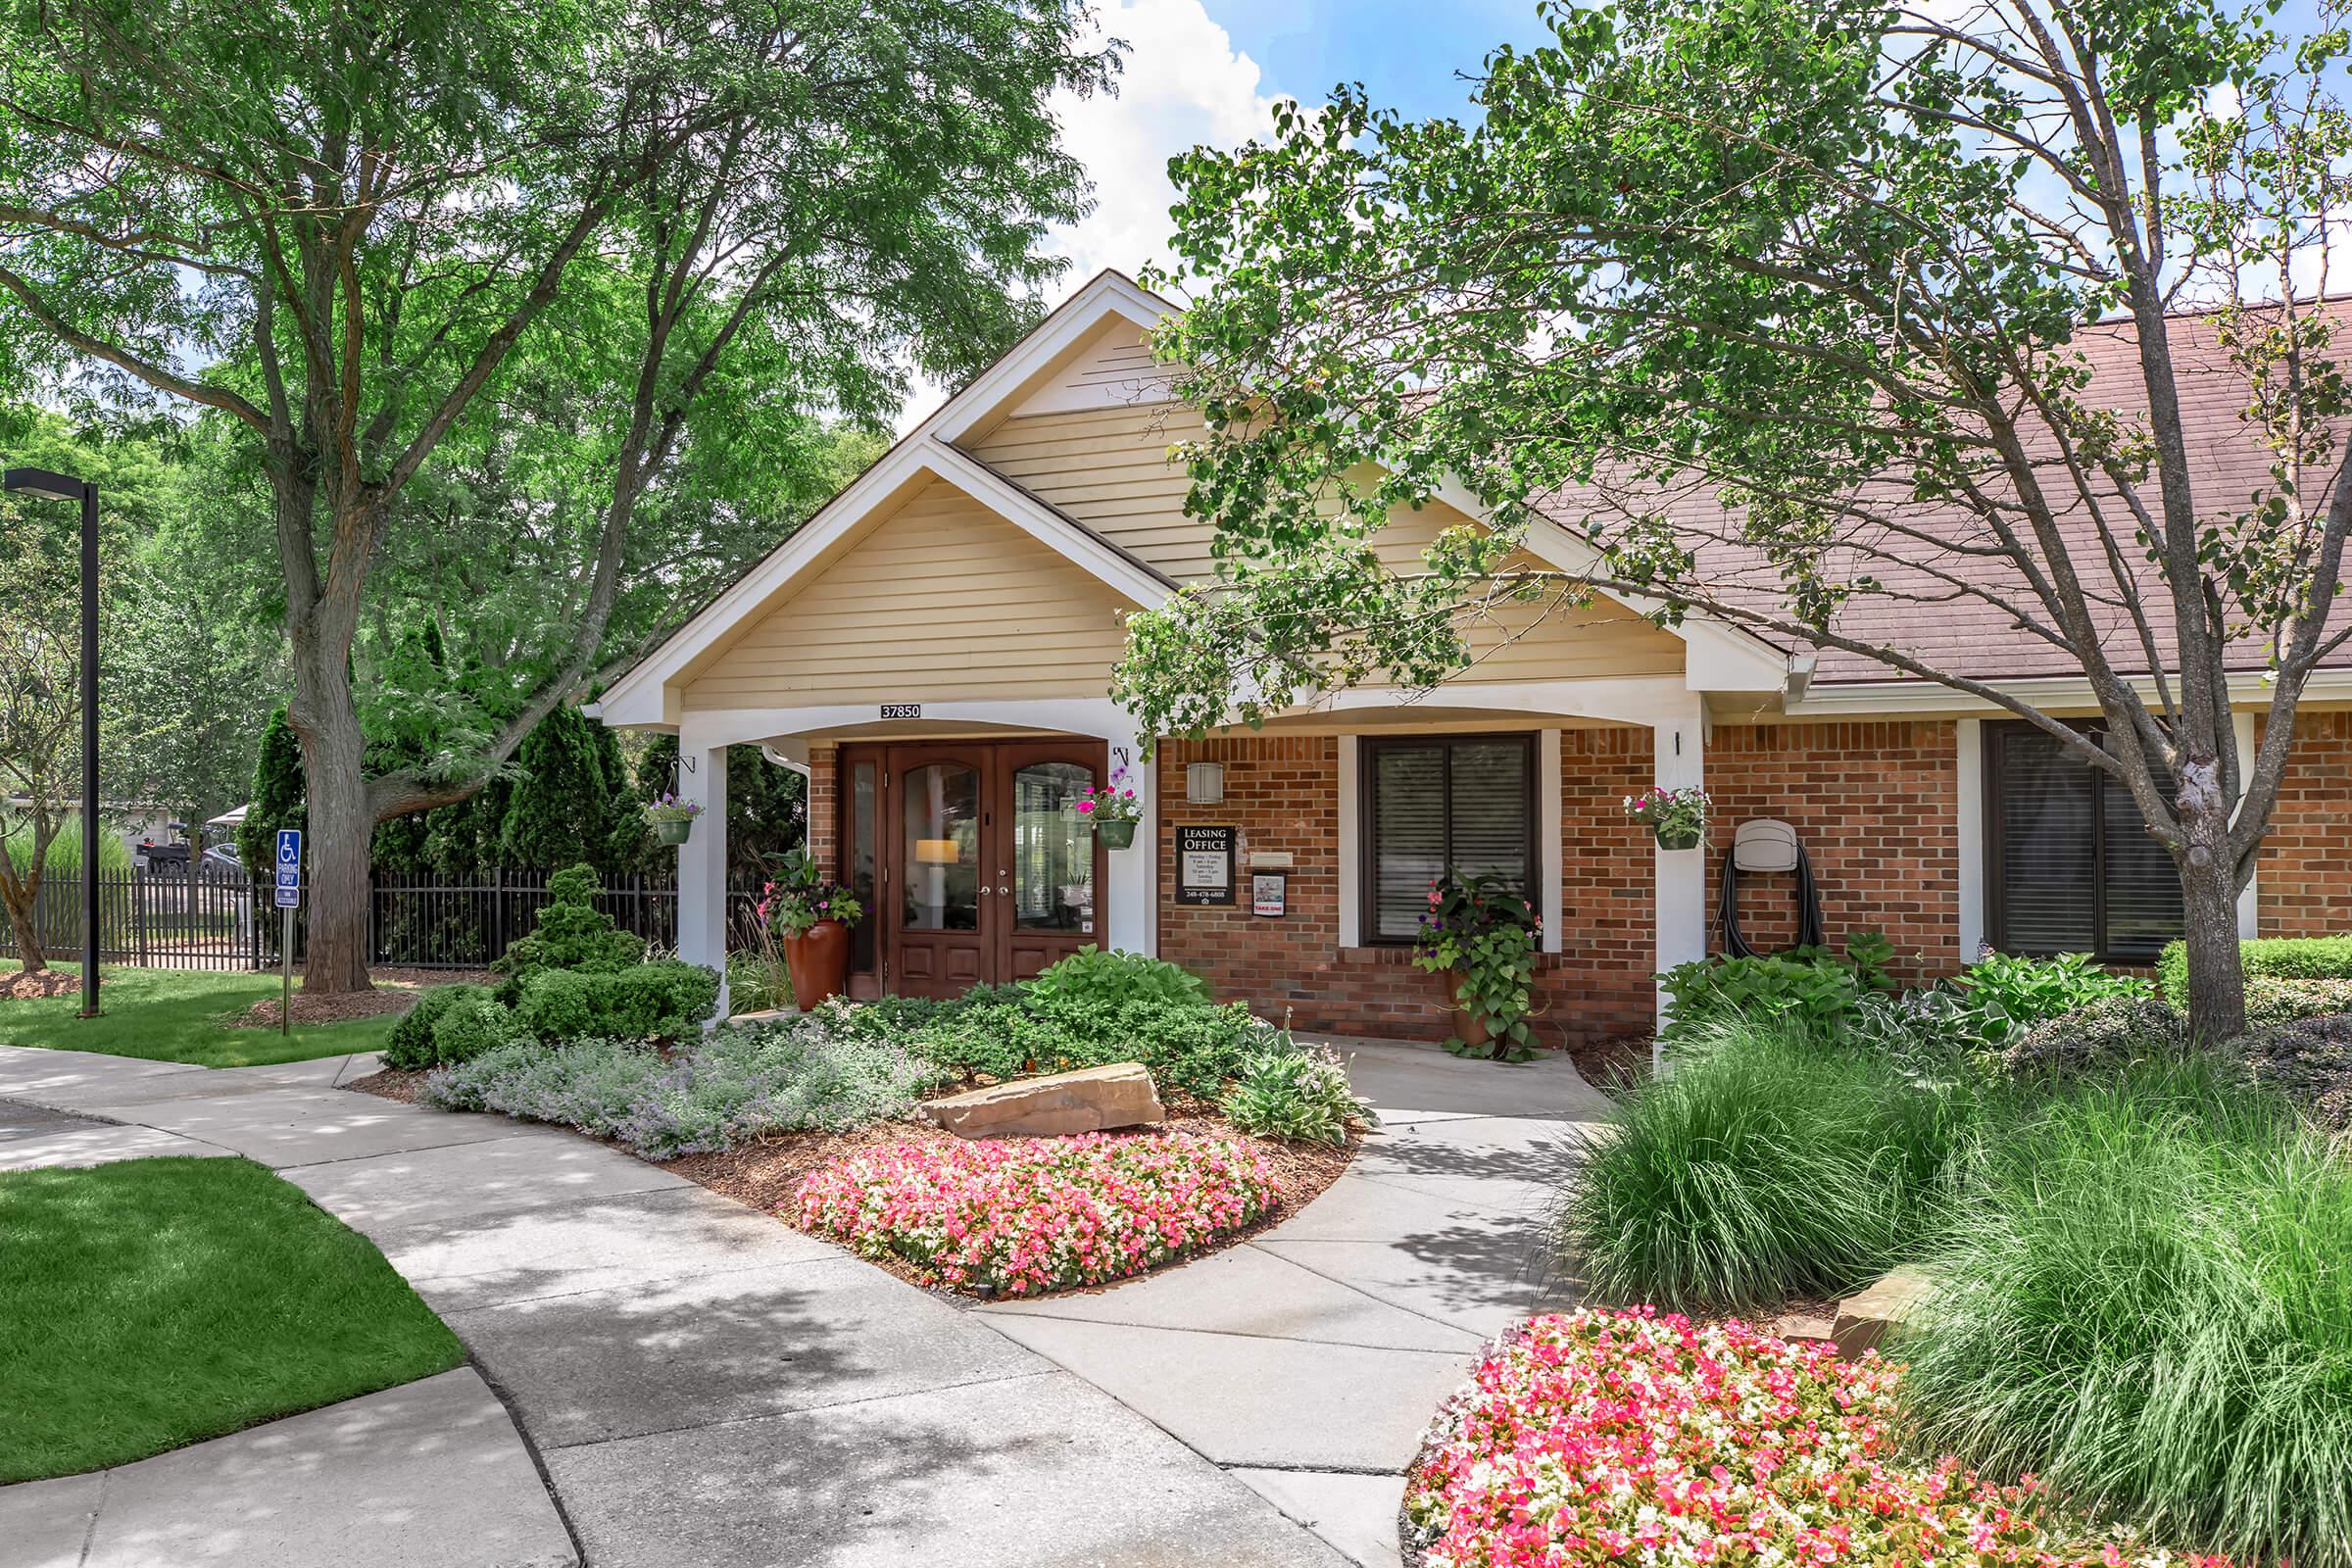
left=1560, top=1012, right=1977, bottom=1311
left=1901, top=1057, right=2352, bottom=1568
left=794, top=1132, right=1281, bottom=1296
left=1402, top=1308, right=2231, bottom=1568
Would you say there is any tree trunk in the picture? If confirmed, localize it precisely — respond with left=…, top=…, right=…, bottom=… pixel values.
left=288, top=648, right=375, bottom=995
left=2176, top=801, right=2248, bottom=1044
left=1, top=876, right=46, bottom=971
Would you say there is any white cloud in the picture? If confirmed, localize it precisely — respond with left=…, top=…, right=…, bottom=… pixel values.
left=897, top=0, right=1278, bottom=428
left=1044, top=0, right=1278, bottom=291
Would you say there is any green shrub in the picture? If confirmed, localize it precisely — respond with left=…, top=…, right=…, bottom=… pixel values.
left=384, top=983, right=493, bottom=1070
left=1561, top=1014, right=1978, bottom=1311
left=1903, top=1058, right=2352, bottom=1566
left=430, top=992, right=525, bottom=1066
left=1950, top=950, right=2149, bottom=1047
left=2158, top=933, right=2352, bottom=1010
left=1220, top=1044, right=1373, bottom=1146
left=1657, top=944, right=1873, bottom=1043
left=513, top=959, right=718, bottom=1043
left=2237, top=1013, right=2352, bottom=1130
left=2244, top=974, right=2352, bottom=1028
left=1998, top=993, right=2187, bottom=1080
left=1025, top=946, right=1209, bottom=1008
left=883, top=990, right=1275, bottom=1102
left=492, top=863, right=645, bottom=991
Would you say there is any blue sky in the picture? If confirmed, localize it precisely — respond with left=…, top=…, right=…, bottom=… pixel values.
left=1204, top=1, right=1552, bottom=121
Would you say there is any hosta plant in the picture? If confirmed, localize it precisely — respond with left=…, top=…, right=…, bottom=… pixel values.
left=795, top=1131, right=1280, bottom=1295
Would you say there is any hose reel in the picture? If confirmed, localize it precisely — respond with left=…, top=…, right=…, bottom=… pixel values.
left=1717, top=817, right=1825, bottom=957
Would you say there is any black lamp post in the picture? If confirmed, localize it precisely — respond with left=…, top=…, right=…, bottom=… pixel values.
left=4, top=466, right=100, bottom=1018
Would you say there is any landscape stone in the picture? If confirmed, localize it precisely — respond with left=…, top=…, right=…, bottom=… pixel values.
left=1833, top=1267, right=1936, bottom=1357
left=922, top=1060, right=1163, bottom=1138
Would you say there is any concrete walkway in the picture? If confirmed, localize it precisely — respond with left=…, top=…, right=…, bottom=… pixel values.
left=979, top=1038, right=1611, bottom=1565
left=0, top=1036, right=1609, bottom=1568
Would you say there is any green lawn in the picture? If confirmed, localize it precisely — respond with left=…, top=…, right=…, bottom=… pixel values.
left=0, top=962, right=404, bottom=1067
left=0, top=1156, right=466, bottom=1482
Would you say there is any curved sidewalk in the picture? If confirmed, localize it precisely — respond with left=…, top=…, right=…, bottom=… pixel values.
left=0, top=1037, right=1609, bottom=1567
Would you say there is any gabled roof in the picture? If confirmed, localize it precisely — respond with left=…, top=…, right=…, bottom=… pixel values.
left=597, top=269, right=1791, bottom=729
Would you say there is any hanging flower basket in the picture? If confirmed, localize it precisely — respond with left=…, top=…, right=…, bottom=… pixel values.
left=1624, top=785, right=1709, bottom=852
left=647, top=793, right=704, bottom=846
left=1072, top=764, right=1142, bottom=849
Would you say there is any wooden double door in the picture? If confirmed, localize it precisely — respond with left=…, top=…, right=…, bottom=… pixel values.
left=836, top=739, right=1109, bottom=998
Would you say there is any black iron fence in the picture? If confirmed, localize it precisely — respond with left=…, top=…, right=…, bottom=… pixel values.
left=21, top=867, right=763, bottom=973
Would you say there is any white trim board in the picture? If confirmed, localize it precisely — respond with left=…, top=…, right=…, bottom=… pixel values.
left=597, top=436, right=1173, bottom=727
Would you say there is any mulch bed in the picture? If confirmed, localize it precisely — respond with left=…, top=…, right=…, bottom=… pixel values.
left=342, top=1064, right=1358, bottom=1298
left=226, top=988, right=421, bottom=1030
left=0, top=968, right=81, bottom=1000
left=345, top=1066, right=428, bottom=1103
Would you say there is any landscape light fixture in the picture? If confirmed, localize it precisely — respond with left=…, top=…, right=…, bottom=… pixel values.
left=4, top=466, right=100, bottom=1016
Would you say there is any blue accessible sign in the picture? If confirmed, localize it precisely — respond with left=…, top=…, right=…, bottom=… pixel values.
left=274, top=828, right=302, bottom=908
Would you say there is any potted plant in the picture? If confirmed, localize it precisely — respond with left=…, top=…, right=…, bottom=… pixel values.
left=1072, top=764, right=1143, bottom=850
left=647, top=792, right=704, bottom=847
left=1625, top=785, right=1710, bottom=851
left=758, top=851, right=865, bottom=1010
left=1411, top=874, right=1542, bottom=1062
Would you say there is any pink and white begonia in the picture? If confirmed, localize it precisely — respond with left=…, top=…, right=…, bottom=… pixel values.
left=1405, top=1308, right=2237, bottom=1568
left=794, top=1131, right=1280, bottom=1295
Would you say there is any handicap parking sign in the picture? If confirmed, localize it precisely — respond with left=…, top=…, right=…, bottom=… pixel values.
left=274, top=829, right=302, bottom=906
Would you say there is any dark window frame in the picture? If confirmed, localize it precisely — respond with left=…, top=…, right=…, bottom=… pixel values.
left=1982, top=718, right=2181, bottom=964
left=1357, top=731, right=1539, bottom=946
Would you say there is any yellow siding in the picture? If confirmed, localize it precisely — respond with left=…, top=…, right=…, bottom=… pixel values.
left=969, top=404, right=1219, bottom=579
left=967, top=406, right=1682, bottom=683
left=682, top=479, right=1138, bottom=707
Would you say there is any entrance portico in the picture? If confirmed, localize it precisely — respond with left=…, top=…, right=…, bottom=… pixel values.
left=589, top=270, right=1794, bottom=1044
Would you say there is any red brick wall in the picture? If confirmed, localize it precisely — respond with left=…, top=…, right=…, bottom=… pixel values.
left=806, top=745, right=838, bottom=871
left=1153, top=731, right=1657, bottom=1050
left=1701, top=721, right=1961, bottom=983
left=2256, top=710, right=2352, bottom=938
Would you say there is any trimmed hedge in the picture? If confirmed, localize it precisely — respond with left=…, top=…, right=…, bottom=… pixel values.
left=513, top=960, right=719, bottom=1044
left=2158, top=934, right=2352, bottom=1009
left=384, top=984, right=498, bottom=1070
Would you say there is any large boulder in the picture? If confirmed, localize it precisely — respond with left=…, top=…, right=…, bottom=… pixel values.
left=923, top=1062, right=1165, bottom=1139
left=1832, top=1267, right=1936, bottom=1358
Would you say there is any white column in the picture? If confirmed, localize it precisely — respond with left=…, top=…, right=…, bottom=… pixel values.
left=676, top=738, right=730, bottom=1018
left=1102, top=733, right=1153, bottom=955
left=2232, top=710, right=2260, bottom=939
left=1956, top=718, right=1985, bottom=962
left=1652, top=700, right=1708, bottom=1070
left=1337, top=736, right=1361, bottom=949
left=1539, top=729, right=1563, bottom=954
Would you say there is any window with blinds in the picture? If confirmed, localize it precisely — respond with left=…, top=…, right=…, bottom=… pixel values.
left=1984, top=721, right=2183, bottom=963
left=1361, top=734, right=1537, bottom=941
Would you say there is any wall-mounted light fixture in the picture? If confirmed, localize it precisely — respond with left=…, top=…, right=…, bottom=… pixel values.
left=1186, top=761, right=1225, bottom=805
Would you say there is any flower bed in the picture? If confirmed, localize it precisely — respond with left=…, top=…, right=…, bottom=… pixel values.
left=794, top=1131, right=1281, bottom=1296
left=1402, top=1309, right=2230, bottom=1568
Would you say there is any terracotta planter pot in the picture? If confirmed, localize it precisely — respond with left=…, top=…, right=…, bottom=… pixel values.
left=655, top=815, right=695, bottom=846
left=782, top=918, right=850, bottom=1010
left=1434, top=967, right=1493, bottom=1049
left=1094, top=816, right=1138, bottom=850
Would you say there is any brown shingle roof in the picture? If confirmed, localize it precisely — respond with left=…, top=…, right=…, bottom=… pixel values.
left=1530, top=304, right=2338, bottom=686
